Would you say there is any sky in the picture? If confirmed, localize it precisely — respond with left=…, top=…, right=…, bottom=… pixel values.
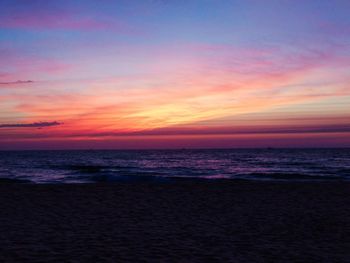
left=0, top=0, right=350, bottom=149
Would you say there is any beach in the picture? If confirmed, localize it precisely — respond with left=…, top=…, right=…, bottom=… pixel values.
left=0, top=181, right=349, bottom=262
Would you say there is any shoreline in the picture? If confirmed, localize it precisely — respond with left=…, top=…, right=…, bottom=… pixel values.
left=1, top=181, right=349, bottom=262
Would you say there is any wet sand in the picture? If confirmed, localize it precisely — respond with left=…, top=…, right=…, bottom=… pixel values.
left=0, top=181, right=349, bottom=262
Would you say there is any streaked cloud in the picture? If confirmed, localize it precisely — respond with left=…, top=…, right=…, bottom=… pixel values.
left=0, top=121, right=61, bottom=128
left=0, top=80, right=34, bottom=85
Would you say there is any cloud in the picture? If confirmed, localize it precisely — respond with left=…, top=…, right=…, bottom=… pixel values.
left=0, top=80, right=34, bottom=85
left=14, top=123, right=346, bottom=139
left=0, top=121, right=61, bottom=128
left=0, top=46, right=72, bottom=80
left=0, top=9, right=136, bottom=34
left=77, top=124, right=350, bottom=137
left=135, top=124, right=350, bottom=136
left=1, top=42, right=349, bottom=141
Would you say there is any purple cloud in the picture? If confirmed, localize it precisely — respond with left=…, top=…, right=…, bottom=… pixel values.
left=0, top=80, right=34, bottom=85
left=0, top=121, right=61, bottom=128
left=0, top=9, right=134, bottom=33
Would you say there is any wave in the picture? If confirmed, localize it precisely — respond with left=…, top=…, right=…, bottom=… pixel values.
left=1, top=149, right=349, bottom=184
left=64, top=171, right=348, bottom=183
left=240, top=172, right=346, bottom=181
left=43, top=163, right=350, bottom=183
left=50, top=164, right=140, bottom=173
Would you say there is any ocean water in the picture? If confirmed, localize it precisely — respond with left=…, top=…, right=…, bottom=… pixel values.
left=0, top=149, right=349, bottom=183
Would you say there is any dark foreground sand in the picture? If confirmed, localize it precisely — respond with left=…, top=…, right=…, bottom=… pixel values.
left=0, top=181, right=349, bottom=262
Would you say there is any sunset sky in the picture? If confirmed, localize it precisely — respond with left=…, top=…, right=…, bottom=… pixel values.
left=0, top=0, right=350, bottom=149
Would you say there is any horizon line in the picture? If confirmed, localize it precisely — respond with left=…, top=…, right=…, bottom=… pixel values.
left=1, top=146, right=350, bottom=152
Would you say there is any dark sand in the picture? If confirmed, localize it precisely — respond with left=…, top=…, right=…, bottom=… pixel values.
left=0, top=181, right=349, bottom=262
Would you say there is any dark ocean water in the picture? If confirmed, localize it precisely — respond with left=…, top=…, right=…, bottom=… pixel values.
left=0, top=149, right=349, bottom=183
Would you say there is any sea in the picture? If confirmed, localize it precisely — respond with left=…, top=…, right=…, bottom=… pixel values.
left=0, top=148, right=349, bottom=183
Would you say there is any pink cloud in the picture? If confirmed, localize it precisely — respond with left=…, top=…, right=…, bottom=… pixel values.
left=0, top=47, right=72, bottom=82
left=319, top=21, right=350, bottom=37
left=193, top=43, right=335, bottom=77
left=0, top=10, right=135, bottom=33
